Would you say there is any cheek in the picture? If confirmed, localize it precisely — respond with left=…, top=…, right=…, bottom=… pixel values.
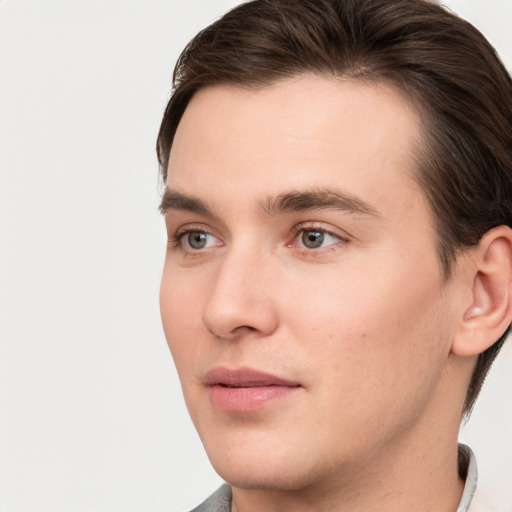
left=160, top=265, right=203, bottom=371
left=282, top=263, right=452, bottom=408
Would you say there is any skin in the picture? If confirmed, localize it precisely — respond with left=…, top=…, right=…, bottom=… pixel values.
left=160, top=76, right=492, bottom=511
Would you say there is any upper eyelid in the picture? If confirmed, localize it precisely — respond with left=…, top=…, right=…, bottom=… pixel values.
left=174, top=224, right=215, bottom=237
left=165, top=213, right=233, bottom=241
left=167, top=220, right=219, bottom=239
left=173, top=223, right=347, bottom=238
left=291, top=222, right=351, bottom=241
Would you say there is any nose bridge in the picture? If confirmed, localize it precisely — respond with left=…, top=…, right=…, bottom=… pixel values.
left=202, top=239, right=278, bottom=340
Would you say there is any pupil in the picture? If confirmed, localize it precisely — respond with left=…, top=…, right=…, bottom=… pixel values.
left=188, top=232, right=207, bottom=249
left=302, top=230, right=324, bottom=248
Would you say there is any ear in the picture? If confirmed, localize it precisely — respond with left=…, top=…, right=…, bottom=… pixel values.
left=451, top=225, right=512, bottom=357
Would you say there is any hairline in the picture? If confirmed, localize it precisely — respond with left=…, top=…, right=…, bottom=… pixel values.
left=161, top=71, right=457, bottom=280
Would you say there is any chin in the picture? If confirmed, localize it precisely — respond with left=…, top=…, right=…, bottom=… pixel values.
left=211, top=460, right=314, bottom=492
left=201, top=431, right=331, bottom=492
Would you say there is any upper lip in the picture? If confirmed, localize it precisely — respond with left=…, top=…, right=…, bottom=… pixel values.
left=204, top=366, right=301, bottom=388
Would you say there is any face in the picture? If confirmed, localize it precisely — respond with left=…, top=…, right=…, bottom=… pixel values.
left=160, top=76, right=460, bottom=491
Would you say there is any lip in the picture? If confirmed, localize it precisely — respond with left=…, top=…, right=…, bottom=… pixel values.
left=204, top=366, right=302, bottom=412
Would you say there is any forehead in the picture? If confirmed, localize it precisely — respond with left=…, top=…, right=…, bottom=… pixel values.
left=167, top=75, right=425, bottom=216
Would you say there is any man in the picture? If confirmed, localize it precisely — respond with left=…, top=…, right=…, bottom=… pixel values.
left=157, top=0, right=512, bottom=510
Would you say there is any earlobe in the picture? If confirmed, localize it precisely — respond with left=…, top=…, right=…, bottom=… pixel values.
left=452, top=226, right=512, bottom=357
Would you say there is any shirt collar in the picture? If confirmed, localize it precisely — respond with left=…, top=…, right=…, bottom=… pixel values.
left=457, top=444, right=478, bottom=512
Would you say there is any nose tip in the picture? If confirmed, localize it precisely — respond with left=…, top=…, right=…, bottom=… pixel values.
left=201, top=259, right=279, bottom=341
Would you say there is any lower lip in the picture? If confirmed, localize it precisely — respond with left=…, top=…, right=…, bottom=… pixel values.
left=209, top=385, right=300, bottom=412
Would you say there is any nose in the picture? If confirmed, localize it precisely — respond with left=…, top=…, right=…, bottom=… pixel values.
left=201, top=247, right=279, bottom=341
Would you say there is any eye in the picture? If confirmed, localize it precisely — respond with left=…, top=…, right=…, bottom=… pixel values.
left=296, top=229, right=341, bottom=249
left=182, top=230, right=219, bottom=250
left=169, top=229, right=221, bottom=252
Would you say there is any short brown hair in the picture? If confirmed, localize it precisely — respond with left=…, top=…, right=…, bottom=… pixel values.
left=157, top=0, right=512, bottom=415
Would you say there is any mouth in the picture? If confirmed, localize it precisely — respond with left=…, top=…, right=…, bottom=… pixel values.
left=204, top=366, right=302, bottom=412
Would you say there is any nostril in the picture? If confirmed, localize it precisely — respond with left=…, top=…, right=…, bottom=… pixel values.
left=231, top=325, right=258, bottom=336
left=206, top=324, right=261, bottom=341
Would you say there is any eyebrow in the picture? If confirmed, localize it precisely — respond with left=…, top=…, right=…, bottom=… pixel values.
left=159, top=187, right=379, bottom=218
left=261, top=188, right=379, bottom=217
left=159, top=190, right=211, bottom=215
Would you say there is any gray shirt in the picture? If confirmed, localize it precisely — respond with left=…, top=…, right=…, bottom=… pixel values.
left=191, top=444, right=477, bottom=512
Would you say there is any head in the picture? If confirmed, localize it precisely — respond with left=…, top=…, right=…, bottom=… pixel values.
left=157, top=0, right=512, bottom=493
left=158, top=0, right=512, bottom=417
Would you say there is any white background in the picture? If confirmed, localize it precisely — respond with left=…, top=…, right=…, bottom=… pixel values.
left=1, top=1, right=511, bottom=511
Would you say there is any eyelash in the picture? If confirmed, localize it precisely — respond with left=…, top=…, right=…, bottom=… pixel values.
left=289, top=223, right=349, bottom=252
left=167, top=225, right=217, bottom=250
left=168, top=223, right=349, bottom=254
